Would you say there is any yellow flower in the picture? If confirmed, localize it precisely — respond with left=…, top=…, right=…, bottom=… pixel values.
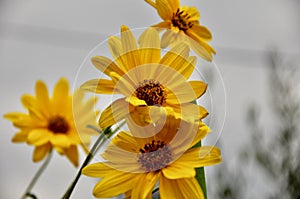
left=81, top=26, right=208, bottom=129
left=145, top=0, right=216, bottom=61
left=82, top=117, right=221, bottom=198
left=4, top=78, right=99, bottom=166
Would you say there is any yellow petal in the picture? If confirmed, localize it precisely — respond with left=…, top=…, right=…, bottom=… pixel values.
left=131, top=173, right=159, bottom=199
left=170, top=103, right=208, bottom=123
left=82, top=163, right=118, bottom=177
left=72, top=88, right=84, bottom=106
left=27, top=129, right=52, bottom=146
left=138, top=28, right=161, bottom=64
left=32, top=143, right=51, bottom=162
left=144, top=0, right=157, bottom=9
left=139, top=28, right=160, bottom=49
left=156, top=0, right=173, bottom=20
left=182, top=55, right=197, bottom=76
left=35, top=80, right=51, bottom=118
left=189, top=81, right=207, bottom=99
left=99, top=98, right=132, bottom=129
left=54, top=146, right=64, bottom=155
left=3, top=112, right=27, bottom=122
left=91, top=56, right=124, bottom=76
left=161, top=30, right=174, bottom=48
left=21, top=94, right=44, bottom=121
left=160, top=174, right=185, bottom=198
left=165, top=88, right=194, bottom=105
left=165, top=118, right=200, bottom=153
left=127, top=106, right=154, bottom=127
left=108, top=36, right=127, bottom=70
left=197, top=105, right=209, bottom=119
left=160, top=43, right=194, bottom=79
left=128, top=105, right=168, bottom=128
left=102, top=143, right=141, bottom=173
left=81, top=79, right=117, bottom=94
left=187, top=32, right=215, bottom=61
left=65, top=145, right=78, bottom=167
left=183, top=6, right=200, bottom=21
left=167, top=0, right=180, bottom=12
left=126, top=96, right=147, bottom=106
left=164, top=80, right=200, bottom=105
left=176, top=146, right=222, bottom=168
left=50, top=134, right=71, bottom=148
left=151, top=21, right=171, bottom=30
left=110, top=72, right=136, bottom=97
left=12, top=131, right=29, bottom=142
left=120, top=25, right=140, bottom=70
left=110, top=131, right=138, bottom=152
left=21, top=94, right=35, bottom=109
left=52, top=78, right=69, bottom=113
left=190, top=124, right=211, bottom=147
left=162, top=164, right=195, bottom=179
left=160, top=175, right=204, bottom=199
left=180, top=178, right=205, bottom=199
left=124, top=190, right=132, bottom=199
left=93, top=171, right=137, bottom=198
left=168, top=40, right=190, bottom=58
left=3, top=112, right=43, bottom=128
left=190, top=24, right=212, bottom=41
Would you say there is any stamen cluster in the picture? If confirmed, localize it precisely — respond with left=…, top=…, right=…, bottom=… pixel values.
left=48, top=115, right=69, bottom=134
left=135, top=79, right=167, bottom=106
left=172, top=8, right=194, bottom=31
left=138, top=140, right=172, bottom=172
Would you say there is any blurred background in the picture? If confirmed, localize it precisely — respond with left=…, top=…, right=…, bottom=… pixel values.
left=1, top=0, right=300, bottom=198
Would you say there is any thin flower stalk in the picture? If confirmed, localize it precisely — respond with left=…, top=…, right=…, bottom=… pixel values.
left=21, top=150, right=53, bottom=199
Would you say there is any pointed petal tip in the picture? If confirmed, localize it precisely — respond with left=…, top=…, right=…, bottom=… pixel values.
left=121, top=25, right=130, bottom=32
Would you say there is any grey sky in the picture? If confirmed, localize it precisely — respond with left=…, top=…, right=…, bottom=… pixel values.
left=0, top=0, right=299, bottom=198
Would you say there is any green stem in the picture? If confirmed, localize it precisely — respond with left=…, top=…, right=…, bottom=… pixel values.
left=62, top=122, right=125, bottom=199
left=61, top=133, right=105, bottom=199
left=194, top=140, right=207, bottom=199
left=21, top=150, right=53, bottom=199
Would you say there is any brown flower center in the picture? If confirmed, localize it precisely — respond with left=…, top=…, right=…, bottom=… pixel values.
left=171, top=8, right=194, bottom=31
left=137, top=140, right=172, bottom=172
left=48, top=115, right=69, bottom=134
left=134, top=80, right=167, bottom=106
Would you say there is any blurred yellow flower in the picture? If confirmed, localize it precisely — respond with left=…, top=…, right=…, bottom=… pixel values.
left=82, top=117, right=221, bottom=198
left=81, top=26, right=208, bottom=129
left=4, top=78, right=99, bottom=166
left=145, top=0, right=216, bottom=61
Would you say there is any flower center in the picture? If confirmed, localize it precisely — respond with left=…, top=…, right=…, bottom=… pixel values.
left=137, top=140, right=172, bottom=172
left=171, top=8, right=194, bottom=31
left=48, top=115, right=69, bottom=134
left=135, top=80, right=167, bottom=106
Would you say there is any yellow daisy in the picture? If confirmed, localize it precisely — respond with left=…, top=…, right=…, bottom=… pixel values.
left=82, top=117, right=221, bottom=198
left=4, top=78, right=99, bottom=166
left=81, top=26, right=208, bottom=129
left=145, top=0, right=216, bottom=61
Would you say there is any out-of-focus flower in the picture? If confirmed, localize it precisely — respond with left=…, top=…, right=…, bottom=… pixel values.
left=4, top=78, right=99, bottom=166
left=82, top=116, right=221, bottom=198
left=81, top=26, right=208, bottom=129
left=145, top=0, right=216, bottom=61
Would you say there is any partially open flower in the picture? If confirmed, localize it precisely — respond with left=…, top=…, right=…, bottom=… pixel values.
left=4, top=78, right=99, bottom=166
left=145, top=0, right=216, bottom=61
